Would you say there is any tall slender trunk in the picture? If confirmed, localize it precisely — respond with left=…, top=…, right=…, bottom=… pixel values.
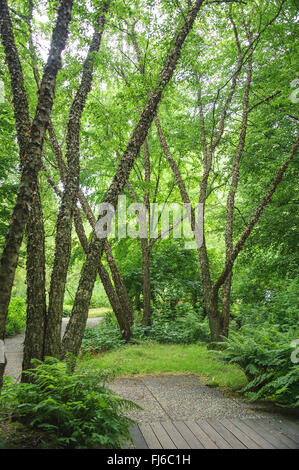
left=0, top=0, right=49, bottom=384
left=0, top=0, right=73, bottom=387
left=44, top=5, right=109, bottom=358
left=207, top=295, right=221, bottom=344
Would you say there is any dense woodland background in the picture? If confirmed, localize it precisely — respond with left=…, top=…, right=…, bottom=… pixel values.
left=0, top=0, right=298, bottom=447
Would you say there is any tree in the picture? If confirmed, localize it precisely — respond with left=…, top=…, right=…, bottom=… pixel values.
left=0, top=0, right=74, bottom=387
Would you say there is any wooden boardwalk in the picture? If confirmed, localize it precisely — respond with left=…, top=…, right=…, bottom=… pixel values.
left=129, top=418, right=299, bottom=449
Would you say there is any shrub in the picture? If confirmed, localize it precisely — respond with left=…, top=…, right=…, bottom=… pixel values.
left=5, top=297, right=26, bottom=337
left=221, top=325, right=299, bottom=407
left=81, top=305, right=210, bottom=355
left=81, top=313, right=125, bottom=355
left=230, top=276, right=299, bottom=331
left=0, top=358, right=138, bottom=448
left=62, top=305, right=72, bottom=318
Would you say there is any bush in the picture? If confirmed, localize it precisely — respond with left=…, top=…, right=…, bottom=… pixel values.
left=137, top=307, right=210, bottom=344
left=0, top=358, right=138, bottom=449
left=231, top=276, right=299, bottom=331
left=5, top=297, right=26, bottom=337
left=221, top=325, right=299, bottom=407
left=81, top=313, right=126, bottom=355
left=81, top=305, right=210, bottom=355
left=62, top=305, right=72, bottom=318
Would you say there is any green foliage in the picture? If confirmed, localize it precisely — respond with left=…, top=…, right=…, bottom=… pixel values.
left=5, top=297, right=26, bottom=337
left=135, top=306, right=210, bottom=344
left=82, top=313, right=126, bottom=354
left=222, top=325, right=299, bottom=407
left=119, top=239, right=203, bottom=311
left=62, top=305, right=72, bottom=318
left=0, top=358, right=138, bottom=449
left=82, top=304, right=210, bottom=355
left=231, top=275, right=299, bottom=332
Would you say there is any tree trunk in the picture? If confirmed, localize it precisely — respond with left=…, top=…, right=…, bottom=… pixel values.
left=221, top=272, right=232, bottom=338
left=141, top=240, right=151, bottom=326
left=71, top=207, right=132, bottom=345
left=0, top=0, right=73, bottom=385
left=22, top=188, right=47, bottom=381
left=44, top=6, right=109, bottom=358
left=104, top=242, right=134, bottom=327
left=98, top=263, right=132, bottom=342
left=206, top=295, right=222, bottom=343
left=61, top=0, right=204, bottom=359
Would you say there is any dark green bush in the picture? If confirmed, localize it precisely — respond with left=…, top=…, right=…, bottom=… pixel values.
left=5, top=297, right=26, bottom=337
left=221, top=325, right=299, bottom=407
left=0, top=357, right=138, bottom=448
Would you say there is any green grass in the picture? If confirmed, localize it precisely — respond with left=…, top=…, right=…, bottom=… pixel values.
left=79, top=343, right=248, bottom=391
left=88, top=307, right=112, bottom=318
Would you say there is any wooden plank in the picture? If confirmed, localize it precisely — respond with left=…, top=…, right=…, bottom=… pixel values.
left=185, top=420, right=218, bottom=449
left=150, top=422, right=177, bottom=449
left=139, top=423, right=163, bottom=449
left=220, top=418, right=262, bottom=449
left=207, top=419, right=247, bottom=449
left=229, top=418, right=276, bottom=449
left=243, top=419, right=295, bottom=449
left=161, top=421, right=190, bottom=449
left=278, top=418, right=299, bottom=434
left=270, top=420, right=299, bottom=446
left=130, top=425, right=149, bottom=449
left=196, top=420, right=233, bottom=449
left=173, top=421, right=205, bottom=449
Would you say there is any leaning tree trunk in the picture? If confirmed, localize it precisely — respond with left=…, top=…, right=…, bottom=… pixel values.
left=44, top=5, right=109, bottom=358
left=61, top=0, right=205, bottom=359
left=46, top=117, right=134, bottom=344
left=105, top=241, right=134, bottom=327
left=73, top=207, right=132, bottom=343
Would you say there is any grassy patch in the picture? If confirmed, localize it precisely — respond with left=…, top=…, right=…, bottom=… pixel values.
left=79, top=343, right=247, bottom=391
left=88, top=308, right=112, bottom=318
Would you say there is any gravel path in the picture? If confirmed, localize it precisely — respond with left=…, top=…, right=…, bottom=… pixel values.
left=4, top=317, right=103, bottom=381
left=4, top=322, right=297, bottom=423
left=109, top=375, right=295, bottom=423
